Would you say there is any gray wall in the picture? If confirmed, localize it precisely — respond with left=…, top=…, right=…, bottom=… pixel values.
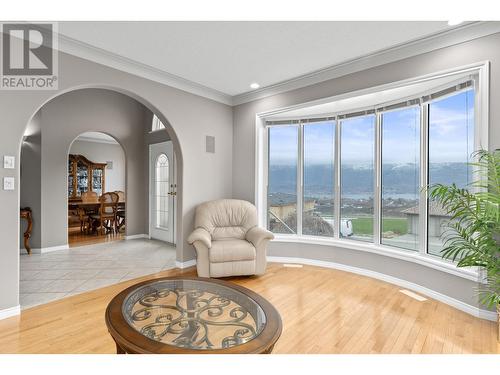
left=20, top=112, right=42, bottom=250
left=70, top=139, right=126, bottom=193
left=0, top=51, right=233, bottom=311
left=39, top=89, right=148, bottom=248
left=232, top=32, right=500, bottom=309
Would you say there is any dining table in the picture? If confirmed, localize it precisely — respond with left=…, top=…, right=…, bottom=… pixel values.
left=68, top=200, right=125, bottom=209
left=68, top=200, right=126, bottom=233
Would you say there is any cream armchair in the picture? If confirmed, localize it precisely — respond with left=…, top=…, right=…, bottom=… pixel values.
left=187, top=199, right=274, bottom=278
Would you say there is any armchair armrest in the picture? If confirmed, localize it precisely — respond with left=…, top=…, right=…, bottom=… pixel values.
left=246, top=226, right=274, bottom=248
left=188, top=227, right=212, bottom=249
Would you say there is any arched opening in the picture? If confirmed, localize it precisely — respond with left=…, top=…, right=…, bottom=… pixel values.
left=18, top=87, right=183, bottom=309
left=67, top=132, right=126, bottom=247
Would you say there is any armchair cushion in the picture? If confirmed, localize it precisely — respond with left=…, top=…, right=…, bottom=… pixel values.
left=246, top=226, right=274, bottom=247
left=187, top=227, right=212, bottom=249
left=194, top=199, right=258, bottom=240
left=209, top=239, right=256, bottom=263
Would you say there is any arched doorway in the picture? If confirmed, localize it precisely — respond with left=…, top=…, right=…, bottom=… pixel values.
left=18, top=87, right=183, bottom=309
left=67, top=132, right=126, bottom=247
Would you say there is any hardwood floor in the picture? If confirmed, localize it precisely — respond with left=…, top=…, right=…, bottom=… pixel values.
left=68, top=227, right=124, bottom=248
left=0, top=263, right=497, bottom=354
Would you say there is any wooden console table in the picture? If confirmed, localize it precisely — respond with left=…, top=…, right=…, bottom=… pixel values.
left=20, top=207, right=33, bottom=255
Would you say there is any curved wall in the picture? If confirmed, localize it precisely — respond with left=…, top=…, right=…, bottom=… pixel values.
left=232, top=32, right=500, bottom=317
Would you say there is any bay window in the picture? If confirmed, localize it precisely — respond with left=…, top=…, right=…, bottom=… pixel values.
left=340, top=114, right=375, bottom=241
left=427, top=87, right=475, bottom=256
left=267, top=124, right=299, bottom=234
left=303, top=119, right=335, bottom=237
left=265, top=77, right=480, bottom=260
left=380, top=106, right=420, bottom=251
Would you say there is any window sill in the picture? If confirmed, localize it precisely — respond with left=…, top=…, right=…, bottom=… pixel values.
left=271, top=234, right=480, bottom=282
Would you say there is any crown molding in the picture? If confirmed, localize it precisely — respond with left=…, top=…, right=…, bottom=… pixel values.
left=53, top=22, right=500, bottom=107
left=75, top=136, right=119, bottom=145
left=55, top=31, right=233, bottom=106
left=233, top=21, right=500, bottom=105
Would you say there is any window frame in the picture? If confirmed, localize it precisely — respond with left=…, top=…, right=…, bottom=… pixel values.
left=151, top=114, right=166, bottom=133
left=154, top=153, right=170, bottom=230
left=378, top=103, right=422, bottom=252
left=339, top=113, right=376, bottom=242
left=257, top=62, right=489, bottom=281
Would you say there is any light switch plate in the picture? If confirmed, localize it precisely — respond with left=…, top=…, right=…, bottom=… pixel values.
left=3, top=155, right=15, bottom=169
left=3, top=177, right=15, bottom=190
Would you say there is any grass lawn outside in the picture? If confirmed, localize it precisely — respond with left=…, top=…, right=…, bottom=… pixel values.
left=351, top=217, right=408, bottom=235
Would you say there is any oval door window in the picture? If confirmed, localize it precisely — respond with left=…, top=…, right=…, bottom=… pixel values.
left=155, top=153, right=169, bottom=229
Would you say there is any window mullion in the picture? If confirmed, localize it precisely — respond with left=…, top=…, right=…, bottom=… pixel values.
left=374, top=112, right=382, bottom=246
left=297, top=123, right=304, bottom=236
left=265, top=126, right=270, bottom=230
left=419, top=103, right=429, bottom=255
left=334, top=120, right=341, bottom=239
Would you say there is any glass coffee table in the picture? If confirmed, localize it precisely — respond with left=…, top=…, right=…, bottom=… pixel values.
left=105, top=277, right=282, bottom=354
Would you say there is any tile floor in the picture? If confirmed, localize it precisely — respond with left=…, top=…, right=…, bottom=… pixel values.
left=20, top=238, right=176, bottom=309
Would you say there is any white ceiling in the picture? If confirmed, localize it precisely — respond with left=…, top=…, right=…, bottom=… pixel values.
left=58, top=22, right=458, bottom=97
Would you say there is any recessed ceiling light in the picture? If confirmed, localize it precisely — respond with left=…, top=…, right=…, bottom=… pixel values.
left=448, top=20, right=463, bottom=26
left=250, top=83, right=260, bottom=89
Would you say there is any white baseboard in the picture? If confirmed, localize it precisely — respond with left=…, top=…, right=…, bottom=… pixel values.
left=267, top=256, right=497, bottom=322
left=20, top=244, right=70, bottom=254
left=124, top=234, right=148, bottom=240
left=176, top=259, right=197, bottom=269
left=0, top=305, right=20, bottom=320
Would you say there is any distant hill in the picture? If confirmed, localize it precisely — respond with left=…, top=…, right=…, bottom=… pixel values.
left=269, top=163, right=471, bottom=196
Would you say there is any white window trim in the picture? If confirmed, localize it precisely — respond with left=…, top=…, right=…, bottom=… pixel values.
left=255, top=61, right=489, bottom=281
left=151, top=114, right=166, bottom=133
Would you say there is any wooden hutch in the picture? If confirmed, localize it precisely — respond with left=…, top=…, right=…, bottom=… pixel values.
left=68, top=154, right=107, bottom=202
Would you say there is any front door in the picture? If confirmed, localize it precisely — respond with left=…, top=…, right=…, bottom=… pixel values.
left=149, top=141, right=175, bottom=243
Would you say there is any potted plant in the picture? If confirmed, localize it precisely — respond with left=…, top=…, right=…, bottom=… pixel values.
left=429, top=149, right=500, bottom=341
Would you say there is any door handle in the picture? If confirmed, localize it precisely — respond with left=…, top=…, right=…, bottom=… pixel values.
left=168, top=191, right=177, bottom=196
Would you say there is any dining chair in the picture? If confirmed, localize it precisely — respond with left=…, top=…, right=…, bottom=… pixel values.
left=78, top=208, right=91, bottom=233
left=80, top=191, right=99, bottom=232
left=114, top=191, right=126, bottom=232
left=89, top=192, right=119, bottom=235
left=81, top=191, right=98, bottom=202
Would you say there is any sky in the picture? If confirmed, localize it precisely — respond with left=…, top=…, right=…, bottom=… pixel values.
left=429, top=89, right=475, bottom=164
left=269, top=89, right=474, bottom=165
